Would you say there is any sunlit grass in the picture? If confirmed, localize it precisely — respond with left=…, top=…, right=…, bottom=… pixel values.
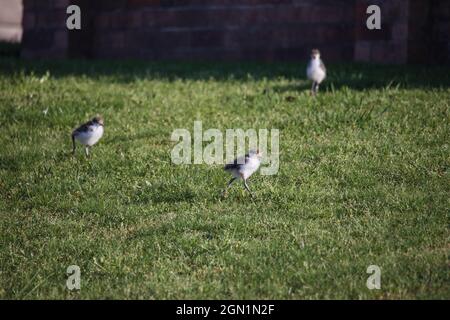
left=0, top=58, right=449, bottom=299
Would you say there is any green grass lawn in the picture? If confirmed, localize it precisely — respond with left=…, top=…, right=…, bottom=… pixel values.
left=0, top=58, right=449, bottom=299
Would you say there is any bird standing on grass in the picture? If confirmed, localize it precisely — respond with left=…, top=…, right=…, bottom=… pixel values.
left=72, top=116, right=104, bottom=157
left=306, top=49, right=326, bottom=96
left=223, top=150, right=262, bottom=198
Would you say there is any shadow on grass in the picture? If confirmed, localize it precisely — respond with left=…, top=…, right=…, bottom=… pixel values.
left=0, top=155, right=21, bottom=171
left=0, top=42, right=20, bottom=58
left=132, top=182, right=196, bottom=205
left=272, top=66, right=450, bottom=92
left=103, top=130, right=159, bottom=145
left=1, top=57, right=449, bottom=90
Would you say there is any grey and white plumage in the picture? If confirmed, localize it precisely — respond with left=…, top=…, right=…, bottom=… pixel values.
left=72, top=116, right=104, bottom=156
left=306, top=49, right=326, bottom=95
left=223, top=150, right=262, bottom=198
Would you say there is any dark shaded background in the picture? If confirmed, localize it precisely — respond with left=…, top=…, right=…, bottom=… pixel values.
left=13, top=0, right=450, bottom=64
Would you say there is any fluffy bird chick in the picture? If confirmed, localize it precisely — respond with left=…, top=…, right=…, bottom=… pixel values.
left=223, top=150, right=262, bottom=198
left=306, top=49, right=326, bottom=96
left=72, top=116, right=104, bottom=157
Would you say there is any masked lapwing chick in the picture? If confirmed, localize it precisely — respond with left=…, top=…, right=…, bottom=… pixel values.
left=72, top=116, right=104, bottom=157
left=223, top=149, right=262, bottom=198
left=306, top=49, right=326, bottom=96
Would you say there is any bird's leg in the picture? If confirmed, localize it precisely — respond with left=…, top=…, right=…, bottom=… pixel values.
left=222, top=177, right=237, bottom=197
left=311, top=81, right=317, bottom=96
left=72, top=134, right=76, bottom=155
left=85, top=146, right=90, bottom=157
left=243, top=179, right=255, bottom=198
left=311, top=82, right=320, bottom=96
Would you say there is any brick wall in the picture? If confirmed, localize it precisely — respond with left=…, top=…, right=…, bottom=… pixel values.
left=21, top=0, right=450, bottom=63
left=22, top=0, right=70, bottom=58
left=86, top=0, right=356, bottom=61
left=354, top=0, right=409, bottom=64
left=428, top=0, right=450, bottom=64
left=352, top=0, right=450, bottom=64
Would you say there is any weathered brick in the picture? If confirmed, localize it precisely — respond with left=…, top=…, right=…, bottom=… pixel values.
left=127, top=0, right=161, bottom=8
left=392, top=23, right=408, bottom=41
left=22, top=29, right=54, bottom=50
left=20, top=0, right=450, bottom=63
left=22, top=12, right=36, bottom=30
left=354, top=41, right=371, bottom=62
left=53, top=0, right=70, bottom=9
left=34, top=9, right=67, bottom=29
left=190, top=30, right=224, bottom=47
left=54, top=30, right=68, bottom=48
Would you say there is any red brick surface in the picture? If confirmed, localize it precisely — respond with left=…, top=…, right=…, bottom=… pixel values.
left=20, top=0, right=450, bottom=63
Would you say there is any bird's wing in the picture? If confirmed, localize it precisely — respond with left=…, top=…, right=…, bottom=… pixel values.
left=320, top=60, right=326, bottom=73
left=224, top=162, right=239, bottom=171
left=224, top=154, right=250, bottom=170
left=73, top=120, right=94, bottom=135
